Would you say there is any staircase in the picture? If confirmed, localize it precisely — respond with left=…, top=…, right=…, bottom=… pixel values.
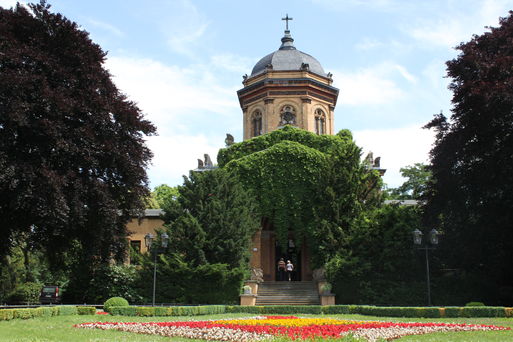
left=255, top=281, right=320, bottom=305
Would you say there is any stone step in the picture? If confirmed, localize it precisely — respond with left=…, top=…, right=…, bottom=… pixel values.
left=254, top=281, right=320, bottom=305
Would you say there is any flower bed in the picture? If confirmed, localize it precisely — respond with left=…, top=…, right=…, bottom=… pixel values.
left=75, top=315, right=509, bottom=341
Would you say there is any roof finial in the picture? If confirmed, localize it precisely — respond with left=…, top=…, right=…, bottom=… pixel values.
left=279, top=14, right=295, bottom=50
left=282, top=13, right=293, bottom=31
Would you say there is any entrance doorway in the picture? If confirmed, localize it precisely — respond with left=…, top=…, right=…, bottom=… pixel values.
left=275, top=239, right=301, bottom=281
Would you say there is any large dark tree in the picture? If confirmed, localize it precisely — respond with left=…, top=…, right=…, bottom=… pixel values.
left=0, top=1, right=155, bottom=282
left=424, top=12, right=513, bottom=305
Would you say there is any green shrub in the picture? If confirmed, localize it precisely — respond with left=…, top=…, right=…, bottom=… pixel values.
left=13, top=308, right=35, bottom=319
left=56, top=306, right=78, bottom=316
left=86, top=265, right=143, bottom=304
left=77, top=306, right=96, bottom=315
left=136, top=307, right=155, bottom=316
left=226, top=305, right=321, bottom=315
left=108, top=305, right=225, bottom=317
left=466, top=301, right=485, bottom=307
left=154, top=307, right=171, bottom=316
left=444, top=307, right=463, bottom=317
left=8, top=282, right=42, bottom=304
left=39, top=307, right=55, bottom=317
left=461, top=307, right=505, bottom=317
left=104, top=297, right=129, bottom=313
left=0, top=309, right=14, bottom=320
left=321, top=305, right=351, bottom=315
left=108, top=306, right=137, bottom=316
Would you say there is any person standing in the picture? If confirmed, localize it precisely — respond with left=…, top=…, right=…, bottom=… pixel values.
left=277, top=258, right=286, bottom=281
left=286, top=260, right=294, bottom=281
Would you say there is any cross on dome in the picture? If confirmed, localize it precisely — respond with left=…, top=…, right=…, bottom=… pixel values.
left=282, top=14, right=293, bottom=31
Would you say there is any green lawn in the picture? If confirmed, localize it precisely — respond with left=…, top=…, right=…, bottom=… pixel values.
left=0, top=313, right=511, bottom=341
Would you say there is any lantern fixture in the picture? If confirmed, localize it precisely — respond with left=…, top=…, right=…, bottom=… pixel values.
left=144, top=233, right=154, bottom=249
left=412, top=229, right=423, bottom=245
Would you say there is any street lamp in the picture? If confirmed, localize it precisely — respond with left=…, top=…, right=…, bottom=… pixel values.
left=144, top=232, right=169, bottom=306
left=412, top=228, right=440, bottom=306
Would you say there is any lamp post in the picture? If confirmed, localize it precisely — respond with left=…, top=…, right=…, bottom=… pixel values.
left=412, top=228, right=440, bottom=306
left=144, top=232, right=169, bottom=306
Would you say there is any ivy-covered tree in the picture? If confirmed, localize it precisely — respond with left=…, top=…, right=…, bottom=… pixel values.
left=218, top=126, right=382, bottom=266
left=0, top=2, right=155, bottom=300
left=424, top=12, right=513, bottom=305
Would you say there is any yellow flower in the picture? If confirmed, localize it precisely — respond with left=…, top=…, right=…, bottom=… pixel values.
left=212, top=317, right=375, bottom=327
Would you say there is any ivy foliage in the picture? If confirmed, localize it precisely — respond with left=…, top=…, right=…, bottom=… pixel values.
left=218, top=126, right=382, bottom=263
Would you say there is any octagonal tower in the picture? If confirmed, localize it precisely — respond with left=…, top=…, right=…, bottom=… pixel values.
left=238, top=24, right=339, bottom=140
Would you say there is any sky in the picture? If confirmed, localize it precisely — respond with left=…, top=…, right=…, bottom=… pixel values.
left=2, top=0, right=512, bottom=189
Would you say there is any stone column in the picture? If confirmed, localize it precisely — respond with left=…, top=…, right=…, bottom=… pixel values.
left=301, top=97, right=312, bottom=132
left=264, top=98, right=274, bottom=134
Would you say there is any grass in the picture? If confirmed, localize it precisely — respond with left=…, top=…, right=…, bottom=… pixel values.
left=0, top=313, right=512, bottom=341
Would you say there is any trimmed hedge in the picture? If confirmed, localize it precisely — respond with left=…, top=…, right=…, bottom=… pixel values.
left=226, top=305, right=323, bottom=315
left=108, top=305, right=226, bottom=317
left=225, top=305, right=512, bottom=318
left=0, top=303, right=511, bottom=320
left=77, top=306, right=96, bottom=315
left=0, top=305, right=92, bottom=321
left=0, top=309, right=14, bottom=320
left=56, top=306, right=78, bottom=316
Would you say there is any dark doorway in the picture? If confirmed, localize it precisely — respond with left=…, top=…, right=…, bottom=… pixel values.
left=275, top=239, right=301, bottom=281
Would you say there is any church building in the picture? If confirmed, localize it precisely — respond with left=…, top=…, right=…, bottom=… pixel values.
left=238, top=16, right=339, bottom=284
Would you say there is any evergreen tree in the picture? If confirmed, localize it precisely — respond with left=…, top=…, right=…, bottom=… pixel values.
left=163, top=169, right=259, bottom=267
left=138, top=169, right=259, bottom=304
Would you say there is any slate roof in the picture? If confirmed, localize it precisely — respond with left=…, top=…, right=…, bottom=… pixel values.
left=250, top=30, right=326, bottom=77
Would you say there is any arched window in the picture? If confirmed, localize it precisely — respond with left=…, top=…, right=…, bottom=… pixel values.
left=280, top=105, right=296, bottom=126
left=315, top=109, right=326, bottom=135
left=251, top=110, right=262, bottom=137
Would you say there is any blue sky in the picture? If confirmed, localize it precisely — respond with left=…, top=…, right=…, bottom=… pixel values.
left=2, top=0, right=512, bottom=188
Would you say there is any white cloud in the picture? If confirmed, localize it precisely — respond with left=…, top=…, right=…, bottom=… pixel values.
left=394, top=64, right=417, bottom=84
left=210, top=54, right=256, bottom=74
left=104, top=55, right=242, bottom=188
left=161, top=0, right=210, bottom=57
left=406, top=0, right=511, bottom=48
left=87, top=19, right=124, bottom=37
left=331, top=62, right=416, bottom=105
left=146, top=135, right=223, bottom=188
left=0, top=0, right=25, bottom=8
left=168, top=22, right=209, bottom=56
left=355, top=37, right=384, bottom=51
left=311, top=0, right=403, bottom=12
left=105, top=56, right=239, bottom=129
left=353, top=126, right=435, bottom=188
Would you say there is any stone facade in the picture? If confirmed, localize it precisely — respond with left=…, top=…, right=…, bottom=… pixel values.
left=126, top=209, right=164, bottom=256
left=239, top=70, right=338, bottom=140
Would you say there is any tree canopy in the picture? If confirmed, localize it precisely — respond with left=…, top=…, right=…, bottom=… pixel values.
left=387, top=163, right=431, bottom=200
left=424, top=11, right=513, bottom=305
left=0, top=2, right=155, bottom=267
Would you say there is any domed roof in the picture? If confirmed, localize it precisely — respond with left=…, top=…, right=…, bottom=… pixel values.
left=250, top=30, right=326, bottom=77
